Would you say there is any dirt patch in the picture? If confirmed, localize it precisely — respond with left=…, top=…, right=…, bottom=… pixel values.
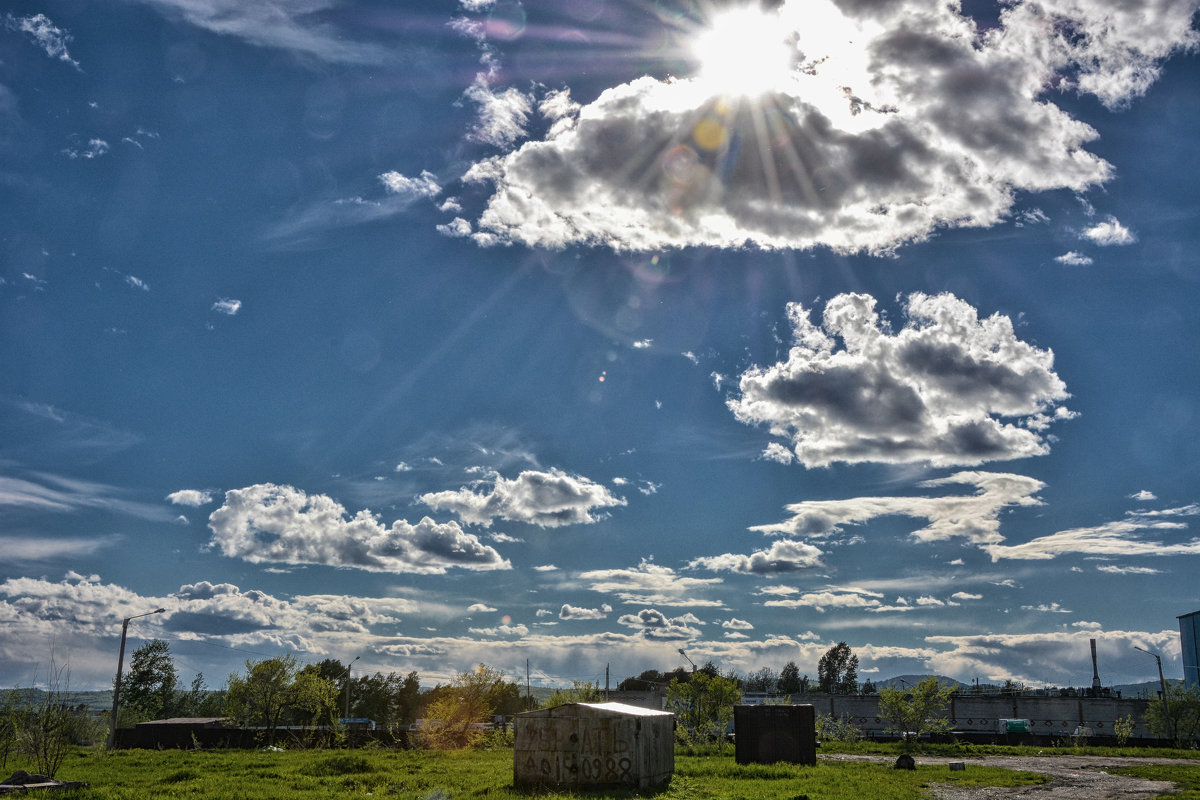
left=821, top=753, right=1183, bottom=800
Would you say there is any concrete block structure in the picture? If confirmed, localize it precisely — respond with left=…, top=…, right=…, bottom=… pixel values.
left=513, top=702, right=674, bottom=791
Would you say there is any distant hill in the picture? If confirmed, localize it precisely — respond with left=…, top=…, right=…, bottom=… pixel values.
left=3, top=688, right=113, bottom=711
left=871, top=675, right=970, bottom=691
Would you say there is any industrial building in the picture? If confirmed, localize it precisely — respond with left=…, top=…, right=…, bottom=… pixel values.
left=1181, top=610, right=1200, bottom=689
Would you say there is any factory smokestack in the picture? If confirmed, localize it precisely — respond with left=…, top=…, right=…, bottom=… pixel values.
left=1090, top=638, right=1101, bottom=690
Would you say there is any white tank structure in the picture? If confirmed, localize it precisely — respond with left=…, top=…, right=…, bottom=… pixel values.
left=513, top=702, right=674, bottom=791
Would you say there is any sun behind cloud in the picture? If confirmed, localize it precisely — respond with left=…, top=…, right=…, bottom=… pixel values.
left=690, top=5, right=796, bottom=97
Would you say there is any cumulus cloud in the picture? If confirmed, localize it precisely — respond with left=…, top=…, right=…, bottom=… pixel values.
left=559, top=603, right=612, bottom=621
left=722, top=618, right=754, bottom=630
left=728, top=293, right=1073, bottom=468
left=1081, top=216, right=1136, bottom=245
left=208, top=483, right=510, bottom=574
left=688, top=539, right=824, bottom=574
left=455, top=0, right=1195, bottom=253
left=616, top=608, right=703, bottom=640
left=5, top=13, right=80, bottom=69
left=167, top=489, right=214, bottom=507
left=1130, top=490, right=1157, bottom=502
left=466, top=602, right=497, bottom=613
left=579, top=558, right=724, bottom=607
left=419, top=467, right=626, bottom=528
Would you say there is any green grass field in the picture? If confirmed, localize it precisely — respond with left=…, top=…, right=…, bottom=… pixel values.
left=36, top=745, right=1050, bottom=800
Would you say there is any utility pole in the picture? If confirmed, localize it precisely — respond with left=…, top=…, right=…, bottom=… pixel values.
left=605, top=664, right=609, bottom=701
left=526, top=659, right=531, bottom=710
left=1134, top=646, right=1174, bottom=742
left=107, top=608, right=165, bottom=750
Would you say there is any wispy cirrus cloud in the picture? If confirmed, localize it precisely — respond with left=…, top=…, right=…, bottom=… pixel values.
left=5, top=13, right=80, bottom=69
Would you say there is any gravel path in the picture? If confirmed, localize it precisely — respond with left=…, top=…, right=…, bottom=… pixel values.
left=821, top=753, right=1185, bottom=800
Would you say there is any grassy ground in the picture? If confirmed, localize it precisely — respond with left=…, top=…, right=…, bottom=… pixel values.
left=33, top=745, right=1050, bottom=800
left=1108, top=764, right=1200, bottom=800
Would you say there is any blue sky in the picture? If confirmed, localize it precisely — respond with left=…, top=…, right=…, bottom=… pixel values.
left=2, top=0, right=1198, bottom=693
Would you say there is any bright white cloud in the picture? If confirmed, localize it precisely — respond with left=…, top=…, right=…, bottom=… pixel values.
left=579, top=558, right=724, bottom=607
left=616, top=608, right=702, bottom=641
left=983, top=506, right=1200, bottom=562
left=1081, top=216, right=1136, bottom=245
left=752, top=471, right=1045, bottom=548
left=378, top=170, right=441, bottom=198
left=559, top=603, right=612, bottom=621
left=208, top=483, right=511, bottom=574
left=688, top=539, right=824, bottom=574
left=466, top=602, right=497, bottom=613
left=419, top=467, right=626, bottom=528
left=728, top=293, right=1073, bottom=468
left=456, top=0, right=1194, bottom=253
left=1130, top=490, right=1157, bottom=502
left=763, top=587, right=884, bottom=612
left=166, top=489, right=214, bottom=507
left=722, top=618, right=754, bottom=630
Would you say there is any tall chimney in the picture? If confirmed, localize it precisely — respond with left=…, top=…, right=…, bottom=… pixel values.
left=1091, top=638, right=1101, bottom=690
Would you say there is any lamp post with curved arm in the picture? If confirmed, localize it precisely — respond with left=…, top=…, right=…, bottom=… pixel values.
left=107, top=608, right=166, bottom=750
left=1134, top=645, right=1174, bottom=743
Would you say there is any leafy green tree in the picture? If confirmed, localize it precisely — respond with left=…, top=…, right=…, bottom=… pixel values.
left=817, top=642, right=859, bottom=694
left=175, top=673, right=224, bottom=718
left=417, top=664, right=511, bottom=749
left=877, top=676, right=955, bottom=745
left=1145, top=682, right=1200, bottom=748
left=778, top=661, right=802, bottom=694
left=225, top=655, right=297, bottom=745
left=543, top=680, right=602, bottom=708
left=743, top=666, right=778, bottom=693
left=666, top=672, right=741, bottom=749
left=121, top=639, right=178, bottom=721
left=351, top=671, right=421, bottom=727
left=617, top=669, right=665, bottom=691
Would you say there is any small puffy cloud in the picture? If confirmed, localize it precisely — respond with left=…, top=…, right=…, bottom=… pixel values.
left=5, top=13, right=79, bottom=69
left=208, top=483, right=510, bottom=574
left=463, top=80, right=532, bottom=147
left=1081, top=216, right=1136, bottom=246
left=1055, top=251, right=1093, bottom=266
left=533, top=564, right=558, bottom=572
left=616, top=608, right=702, bottom=640
left=1021, top=602, right=1072, bottom=614
left=212, top=298, right=242, bottom=315
left=166, top=489, right=214, bottom=507
left=437, top=218, right=473, bottom=238
left=378, top=170, right=441, bottom=198
left=579, top=559, right=724, bottom=607
left=419, top=467, right=626, bottom=528
left=559, top=603, right=612, bottom=621
left=688, top=539, right=824, bottom=574
left=1130, top=490, right=1157, bottom=502
left=951, top=592, right=983, bottom=601
left=466, top=603, right=497, bottom=613
left=722, top=618, right=754, bottom=630
left=729, top=294, right=1073, bottom=468
left=468, top=623, right=529, bottom=637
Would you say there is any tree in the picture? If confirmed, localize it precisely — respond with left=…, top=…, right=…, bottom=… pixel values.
left=121, top=639, right=178, bottom=722
left=666, top=672, right=741, bottom=749
left=877, top=677, right=955, bottom=745
left=817, top=642, right=859, bottom=694
left=175, top=673, right=224, bottom=718
left=543, top=680, right=602, bottom=708
left=289, top=669, right=342, bottom=746
left=225, top=655, right=297, bottom=745
left=1145, top=682, right=1200, bottom=748
left=743, top=667, right=778, bottom=694
left=417, top=664, right=511, bottom=749
left=778, top=661, right=802, bottom=694
left=351, top=671, right=421, bottom=728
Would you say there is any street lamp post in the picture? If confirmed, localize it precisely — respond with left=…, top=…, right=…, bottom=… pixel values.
left=678, top=648, right=696, bottom=674
left=107, top=608, right=166, bottom=750
left=343, top=656, right=360, bottom=720
left=1134, top=645, right=1174, bottom=743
